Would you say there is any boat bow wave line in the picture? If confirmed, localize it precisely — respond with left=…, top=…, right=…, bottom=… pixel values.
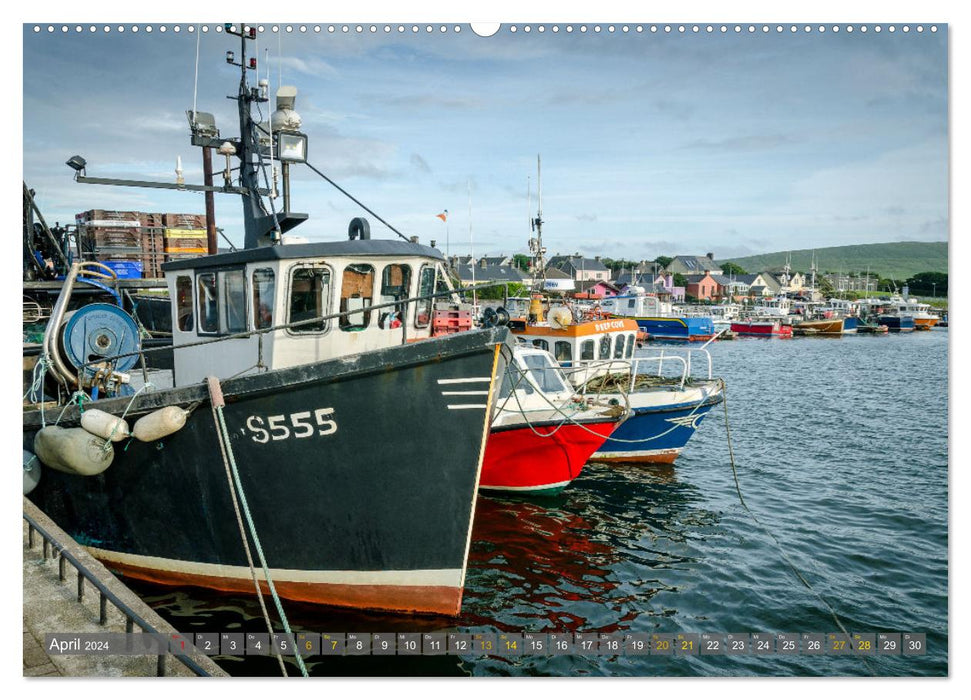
left=86, top=547, right=463, bottom=586
left=88, top=549, right=465, bottom=615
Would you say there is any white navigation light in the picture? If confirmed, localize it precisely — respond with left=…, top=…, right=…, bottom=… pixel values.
left=277, top=132, right=308, bottom=163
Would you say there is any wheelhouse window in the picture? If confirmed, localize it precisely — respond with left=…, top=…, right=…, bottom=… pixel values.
left=625, top=334, right=635, bottom=358
left=415, top=266, right=436, bottom=328
left=379, top=264, right=411, bottom=329
left=613, top=334, right=625, bottom=359
left=252, top=268, right=275, bottom=330
left=289, top=265, right=331, bottom=333
left=220, top=269, right=247, bottom=334
left=580, top=339, right=595, bottom=361
left=499, top=359, right=536, bottom=398
left=598, top=335, right=611, bottom=359
left=197, top=273, right=218, bottom=334
left=554, top=341, right=573, bottom=363
left=523, top=353, right=570, bottom=394
left=340, top=264, right=374, bottom=331
left=176, top=275, right=193, bottom=332
left=532, top=339, right=549, bottom=351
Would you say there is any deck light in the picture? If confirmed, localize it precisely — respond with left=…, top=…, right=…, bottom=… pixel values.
left=65, top=155, right=87, bottom=173
left=276, top=132, right=308, bottom=163
left=226, top=50, right=235, bottom=64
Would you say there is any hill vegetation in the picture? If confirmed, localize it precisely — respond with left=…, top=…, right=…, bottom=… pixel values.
left=723, top=242, right=947, bottom=281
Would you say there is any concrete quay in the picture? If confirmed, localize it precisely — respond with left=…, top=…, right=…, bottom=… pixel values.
left=23, top=497, right=227, bottom=678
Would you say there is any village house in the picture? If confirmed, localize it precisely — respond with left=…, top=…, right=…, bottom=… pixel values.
left=665, top=254, right=723, bottom=277
left=683, top=272, right=721, bottom=301
left=575, top=279, right=622, bottom=299
left=452, top=258, right=527, bottom=287
left=546, top=254, right=611, bottom=282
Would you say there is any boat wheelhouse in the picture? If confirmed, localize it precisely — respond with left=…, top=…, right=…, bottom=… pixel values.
left=164, top=239, right=454, bottom=384
left=598, top=294, right=715, bottom=342
left=751, top=295, right=792, bottom=318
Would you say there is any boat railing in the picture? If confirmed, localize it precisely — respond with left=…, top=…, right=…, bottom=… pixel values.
left=61, top=279, right=514, bottom=395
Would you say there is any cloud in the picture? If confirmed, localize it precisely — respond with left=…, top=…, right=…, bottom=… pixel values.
left=410, top=153, right=431, bottom=173
left=576, top=213, right=597, bottom=222
left=680, top=133, right=792, bottom=152
left=274, top=55, right=338, bottom=78
left=364, top=93, right=485, bottom=111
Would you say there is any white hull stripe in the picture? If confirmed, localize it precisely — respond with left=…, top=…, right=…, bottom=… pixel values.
left=436, top=377, right=492, bottom=385
left=480, top=479, right=572, bottom=492
left=440, top=390, right=490, bottom=396
left=86, top=547, right=464, bottom=588
left=447, top=404, right=489, bottom=410
left=593, top=448, right=681, bottom=459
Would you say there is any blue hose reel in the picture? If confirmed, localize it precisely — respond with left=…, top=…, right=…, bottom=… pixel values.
left=60, top=303, right=141, bottom=390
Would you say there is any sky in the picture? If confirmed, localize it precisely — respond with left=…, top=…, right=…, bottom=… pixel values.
left=20, top=18, right=948, bottom=263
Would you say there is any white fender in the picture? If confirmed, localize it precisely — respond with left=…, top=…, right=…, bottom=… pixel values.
left=34, top=426, right=114, bottom=477
left=80, top=409, right=131, bottom=442
left=132, top=406, right=189, bottom=442
left=23, top=449, right=41, bottom=494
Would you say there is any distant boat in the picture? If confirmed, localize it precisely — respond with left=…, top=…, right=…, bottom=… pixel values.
left=598, top=292, right=715, bottom=342
left=793, top=317, right=845, bottom=336
left=731, top=318, right=793, bottom=338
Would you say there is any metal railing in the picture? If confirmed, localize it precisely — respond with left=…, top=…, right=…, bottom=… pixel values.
left=23, top=509, right=216, bottom=677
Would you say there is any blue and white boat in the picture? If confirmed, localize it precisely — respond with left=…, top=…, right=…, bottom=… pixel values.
left=598, top=293, right=715, bottom=342
left=510, top=308, right=722, bottom=464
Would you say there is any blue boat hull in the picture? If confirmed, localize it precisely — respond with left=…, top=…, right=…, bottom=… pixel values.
left=878, top=315, right=915, bottom=332
left=843, top=316, right=859, bottom=333
left=631, top=316, right=715, bottom=341
left=591, top=396, right=722, bottom=463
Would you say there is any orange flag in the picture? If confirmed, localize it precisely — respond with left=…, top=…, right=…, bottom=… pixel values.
left=436, top=211, right=447, bottom=222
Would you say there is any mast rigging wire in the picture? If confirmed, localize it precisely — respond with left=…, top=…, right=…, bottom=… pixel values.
left=303, top=161, right=410, bottom=242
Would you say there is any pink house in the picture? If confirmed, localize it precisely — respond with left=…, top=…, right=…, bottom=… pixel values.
left=685, top=272, right=719, bottom=301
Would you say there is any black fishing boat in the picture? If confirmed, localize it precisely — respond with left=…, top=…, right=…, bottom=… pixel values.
left=23, top=24, right=509, bottom=616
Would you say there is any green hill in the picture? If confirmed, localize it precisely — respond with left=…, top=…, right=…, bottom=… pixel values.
left=724, top=242, right=947, bottom=281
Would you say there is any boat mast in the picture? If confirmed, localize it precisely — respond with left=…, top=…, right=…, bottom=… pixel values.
left=226, top=24, right=278, bottom=249
left=529, top=154, right=546, bottom=288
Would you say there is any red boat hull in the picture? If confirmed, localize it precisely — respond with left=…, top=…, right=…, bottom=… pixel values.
left=480, top=420, right=617, bottom=495
left=730, top=321, right=793, bottom=337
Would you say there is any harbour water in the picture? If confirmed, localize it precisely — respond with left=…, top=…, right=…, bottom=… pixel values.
left=127, top=329, right=948, bottom=677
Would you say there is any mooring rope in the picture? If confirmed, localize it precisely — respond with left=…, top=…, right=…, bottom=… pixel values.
left=206, top=377, right=308, bottom=678
left=718, top=378, right=876, bottom=675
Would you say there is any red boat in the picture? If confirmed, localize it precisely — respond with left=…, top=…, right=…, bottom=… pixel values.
left=730, top=318, right=793, bottom=338
left=479, top=346, right=624, bottom=496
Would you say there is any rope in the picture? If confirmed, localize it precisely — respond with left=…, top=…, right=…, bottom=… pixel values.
left=206, top=378, right=308, bottom=678
left=54, top=390, right=89, bottom=425
left=207, top=395, right=288, bottom=677
left=100, top=382, right=156, bottom=452
left=718, top=379, right=876, bottom=675
left=25, top=355, right=50, bottom=427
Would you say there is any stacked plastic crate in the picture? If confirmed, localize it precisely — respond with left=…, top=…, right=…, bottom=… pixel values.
left=163, top=213, right=209, bottom=268
left=431, top=302, right=473, bottom=336
left=77, top=209, right=144, bottom=279
left=140, top=212, right=166, bottom=278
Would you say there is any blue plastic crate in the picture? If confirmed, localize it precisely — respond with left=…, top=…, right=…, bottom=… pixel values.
left=101, top=260, right=144, bottom=279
